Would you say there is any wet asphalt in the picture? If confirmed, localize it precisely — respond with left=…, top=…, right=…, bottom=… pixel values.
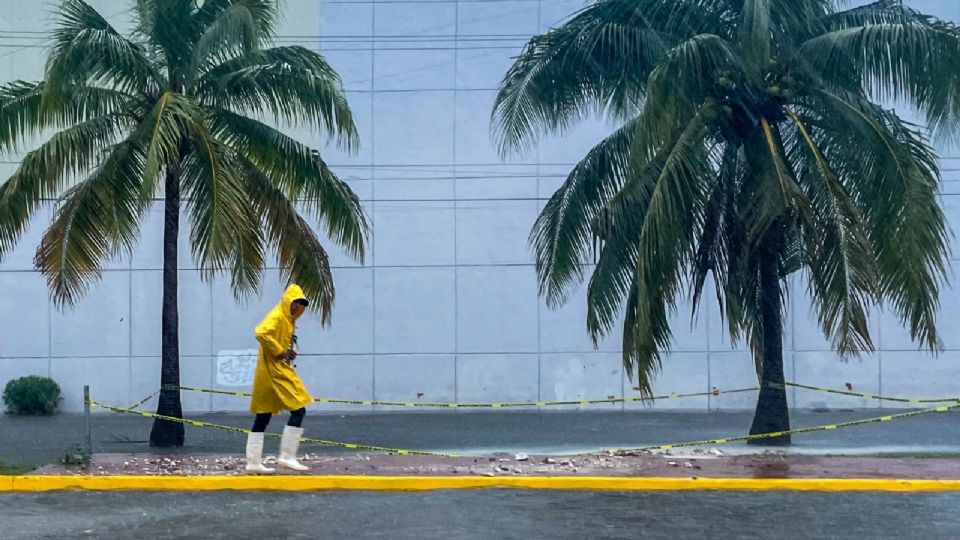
left=3, top=490, right=958, bottom=539
left=3, top=410, right=959, bottom=539
left=2, top=409, right=960, bottom=468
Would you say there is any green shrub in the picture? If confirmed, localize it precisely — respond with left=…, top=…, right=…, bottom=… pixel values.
left=61, top=444, right=89, bottom=467
left=2, top=375, right=61, bottom=415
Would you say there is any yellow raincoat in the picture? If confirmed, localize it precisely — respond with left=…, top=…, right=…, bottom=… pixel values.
left=250, top=284, right=314, bottom=414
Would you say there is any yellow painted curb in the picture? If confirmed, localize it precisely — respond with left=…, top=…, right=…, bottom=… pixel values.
left=5, top=476, right=960, bottom=492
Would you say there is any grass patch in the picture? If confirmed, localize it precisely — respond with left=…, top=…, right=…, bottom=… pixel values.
left=0, top=461, right=34, bottom=475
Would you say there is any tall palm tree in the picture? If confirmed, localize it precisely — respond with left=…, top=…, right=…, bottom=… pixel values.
left=493, top=0, right=956, bottom=444
left=0, top=0, right=368, bottom=447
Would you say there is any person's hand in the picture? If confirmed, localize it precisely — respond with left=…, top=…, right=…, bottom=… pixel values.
left=279, top=349, right=298, bottom=362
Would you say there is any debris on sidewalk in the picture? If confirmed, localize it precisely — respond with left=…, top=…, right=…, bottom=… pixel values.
left=25, top=452, right=960, bottom=481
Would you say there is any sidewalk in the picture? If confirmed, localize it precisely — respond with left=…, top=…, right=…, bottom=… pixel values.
left=3, top=409, right=959, bottom=470
left=8, top=451, right=960, bottom=493
left=30, top=451, right=960, bottom=480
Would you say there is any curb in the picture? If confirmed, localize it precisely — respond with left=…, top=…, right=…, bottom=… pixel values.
left=4, top=476, right=960, bottom=492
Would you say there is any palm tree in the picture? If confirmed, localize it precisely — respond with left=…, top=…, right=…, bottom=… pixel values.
left=493, top=0, right=956, bottom=444
left=0, top=0, right=368, bottom=447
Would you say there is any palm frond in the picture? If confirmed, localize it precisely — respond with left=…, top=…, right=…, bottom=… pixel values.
left=0, top=113, right=130, bottom=260
left=531, top=117, right=639, bottom=308
left=0, top=81, right=134, bottom=154
left=240, top=157, right=335, bottom=324
left=491, top=5, right=684, bottom=155
left=133, top=91, right=196, bottom=198
left=209, top=108, right=368, bottom=261
left=589, top=103, right=715, bottom=394
left=193, top=0, right=277, bottom=42
left=492, top=0, right=744, bottom=158
left=191, top=0, right=279, bottom=78
left=739, top=0, right=771, bottom=64
left=133, top=0, right=199, bottom=79
left=194, top=46, right=358, bottom=151
left=46, top=0, right=162, bottom=98
left=33, top=140, right=146, bottom=307
left=799, top=15, right=960, bottom=144
left=814, top=0, right=928, bottom=34
left=584, top=139, right=675, bottom=341
left=786, top=109, right=877, bottom=354
left=738, top=117, right=811, bottom=250
left=766, top=0, right=833, bottom=45
left=180, top=116, right=262, bottom=280
left=690, top=142, right=739, bottom=315
left=719, top=232, right=766, bottom=373
left=640, top=33, right=746, bottom=158
left=809, top=88, right=947, bottom=350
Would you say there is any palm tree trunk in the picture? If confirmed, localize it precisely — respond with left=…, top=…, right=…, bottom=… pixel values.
left=747, top=231, right=791, bottom=445
left=149, top=168, right=184, bottom=447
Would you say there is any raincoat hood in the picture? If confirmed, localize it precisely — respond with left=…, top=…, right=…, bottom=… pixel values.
left=280, top=284, right=309, bottom=321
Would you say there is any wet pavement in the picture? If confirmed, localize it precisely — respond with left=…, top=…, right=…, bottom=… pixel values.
left=31, top=452, right=960, bottom=480
left=5, top=410, right=959, bottom=539
left=2, top=409, right=959, bottom=469
left=3, top=490, right=958, bottom=539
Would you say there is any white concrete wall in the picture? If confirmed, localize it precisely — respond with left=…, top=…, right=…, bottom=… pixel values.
left=1, top=0, right=959, bottom=412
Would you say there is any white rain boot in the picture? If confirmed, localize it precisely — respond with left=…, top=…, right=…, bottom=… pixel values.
left=277, top=425, right=310, bottom=471
left=245, top=432, right=276, bottom=475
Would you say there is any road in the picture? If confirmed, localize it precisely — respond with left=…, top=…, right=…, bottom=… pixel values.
left=3, top=490, right=958, bottom=539
left=4, top=410, right=959, bottom=539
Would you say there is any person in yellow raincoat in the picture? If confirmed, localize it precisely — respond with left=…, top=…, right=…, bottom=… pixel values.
left=245, top=284, right=314, bottom=474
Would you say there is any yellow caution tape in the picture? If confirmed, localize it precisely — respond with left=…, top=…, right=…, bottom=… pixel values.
left=611, top=402, right=960, bottom=455
left=125, top=390, right=160, bottom=411
left=106, top=388, right=960, bottom=459
left=782, top=382, right=960, bottom=404
left=162, top=381, right=960, bottom=409
left=162, top=385, right=759, bottom=408
left=89, top=399, right=460, bottom=458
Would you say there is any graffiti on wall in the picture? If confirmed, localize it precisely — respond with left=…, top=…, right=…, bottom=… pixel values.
left=216, top=350, right=257, bottom=386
